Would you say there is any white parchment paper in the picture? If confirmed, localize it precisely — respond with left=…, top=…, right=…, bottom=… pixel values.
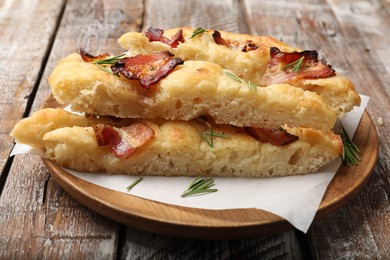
left=11, top=95, right=369, bottom=232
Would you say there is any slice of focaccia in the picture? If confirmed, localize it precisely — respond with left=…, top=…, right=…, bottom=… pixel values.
left=49, top=53, right=336, bottom=131
left=118, top=27, right=360, bottom=115
left=10, top=108, right=342, bottom=177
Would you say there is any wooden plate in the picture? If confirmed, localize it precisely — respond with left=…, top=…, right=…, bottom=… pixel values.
left=42, top=97, right=378, bottom=239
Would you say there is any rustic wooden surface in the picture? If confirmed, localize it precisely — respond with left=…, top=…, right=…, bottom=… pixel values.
left=1, top=0, right=389, bottom=258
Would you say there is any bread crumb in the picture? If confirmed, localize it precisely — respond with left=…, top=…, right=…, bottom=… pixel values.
left=377, top=117, right=384, bottom=126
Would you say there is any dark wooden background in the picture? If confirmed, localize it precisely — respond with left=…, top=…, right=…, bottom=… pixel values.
left=1, top=0, right=389, bottom=258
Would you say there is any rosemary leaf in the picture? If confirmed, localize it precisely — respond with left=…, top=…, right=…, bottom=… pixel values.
left=203, top=132, right=229, bottom=138
left=181, top=177, right=218, bottom=197
left=282, top=56, right=304, bottom=73
left=189, top=178, right=214, bottom=191
left=190, top=27, right=208, bottom=39
left=126, top=177, right=143, bottom=191
left=224, top=71, right=242, bottom=83
left=93, top=53, right=126, bottom=75
left=340, top=125, right=360, bottom=166
left=95, top=63, right=117, bottom=75
left=200, top=128, right=230, bottom=149
left=248, top=81, right=257, bottom=91
left=209, top=128, right=214, bottom=148
left=95, top=53, right=126, bottom=64
left=200, top=132, right=213, bottom=148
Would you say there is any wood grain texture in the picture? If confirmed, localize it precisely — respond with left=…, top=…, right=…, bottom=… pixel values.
left=1, top=0, right=389, bottom=258
left=0, top=154, right=119, bottom=259
left=243, top=0, right=389, bottom=258
left=0, top=0, right=65, bottom=177
left=30, top=0, right=144, bottom=111
left=307, top=0, right=390, bottom=258
left=0, top=0, right=144, bottom=258
left=142, top=0, right=242, bottom=32
left=121, top=228, right=307, bottom=259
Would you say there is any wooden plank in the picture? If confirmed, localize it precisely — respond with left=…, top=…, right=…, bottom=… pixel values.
left=141, top=0, right=241, bottom=32
left=0, top=0, right=65, bottom=178
left=117, top=0, right=306, bottom=258
left=0, top=154, right=120, bottom=259
left=30, top=0, right=144, bottom=110
left=0, top=0, right=144, bottom=258
left=120, top=228, right=307, bottom=259
left=244, top=0, right=352, bottom=63
left=307, top=0, right=390, bottom=258
left=309, top=175, right=390, bottom=259
left=228, top=231, right=308, bottom=259
left=242, top=0, right=389, bottom=257
left=3, top=0, right=387, bottom=258
left=121, top=228, right=231, bottom=259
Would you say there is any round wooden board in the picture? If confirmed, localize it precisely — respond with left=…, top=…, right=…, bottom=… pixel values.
left=42, top=97, right=378, bottom=239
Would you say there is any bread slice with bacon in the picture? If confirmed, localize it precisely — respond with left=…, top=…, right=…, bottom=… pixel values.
left=118, top=27, right=360, bottom=116
left=10, top=108, right=342, bottom=177
left=49, top=52, right=336, bottom=131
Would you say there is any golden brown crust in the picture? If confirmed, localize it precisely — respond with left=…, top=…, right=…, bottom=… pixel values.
left=9, top=108, right=120, bottom=149
left=49, top=53, right=336, bottom=131
left=118, top=28, right=360, bottom=115
left=11, top=108, right=342, bottom=177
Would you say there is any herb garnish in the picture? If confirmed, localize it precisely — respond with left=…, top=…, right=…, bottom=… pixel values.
left=224, top=71, right=242, bottom=83
left=282, top=56, right=305, bottom=73
left=200, top=128, right=229, bottom=149
left=181, top=177, right=218, bottom=197
left=93, top=53, right=126, bottom=75
left=248, top=81, right=257, bottom=91
left=190, top=27, right=208, bottom=39
left=126, top=177, right=143, bottom=191
left=340, top=125, right=360, bottom=166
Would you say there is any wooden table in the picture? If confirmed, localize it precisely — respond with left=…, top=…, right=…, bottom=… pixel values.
left=1, top=0, right=389, bottom=258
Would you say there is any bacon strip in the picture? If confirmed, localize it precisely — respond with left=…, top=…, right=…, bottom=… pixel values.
left=212, top=30, right=230, bottom=46
left=212, top=30, right=258, bottom=52
left=145, top=27, right=184, bottom=48
left=246, top=127, right=298, bottom=146
left=80, top=48, right=109, bottom=62
left=111, top=51, right=184, bottom=89
left=93, top=123, right=155, bottom=158
left=93, top=124, right=107, bottom=146
left=261, top=47, right=336, bottom=85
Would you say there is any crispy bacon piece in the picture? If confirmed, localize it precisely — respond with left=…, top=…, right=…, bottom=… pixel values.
left=80, top=48, right=109, bottom=62
left=145, top=27, right=184, bottom=48
left=111, top=51, right=184, bottom=89
left=246, top=127, right=298, bottom=146
left=241, top=40, right=258, bottom=52
left=169, top=29, right=185, bottom=48
left=261, top=47, right=336, bottom=85
left=212, top=30, right=258, bottom=52
left=212, top=30, right=230, bottom=46
left=93, top=123, right=155, bottom=158
left=93, top=124, right=107, bottom=146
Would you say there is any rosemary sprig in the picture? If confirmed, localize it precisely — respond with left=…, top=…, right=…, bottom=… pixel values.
left=282, top=56, right=304, bottom=73
left=181, top=177, right=218, bottom=197
left=200, top=128, right=229, bottom=149
left=224, top=71, right=242, bottom=83
left=340, top=125, right=360, bottom=166
left=189, top=27, right=208, bottom=39
left=126, top=177, right=143, bottom=191
left=248, top=81, right=257, bottom=91
left=93, top=53, right=126, bottom=75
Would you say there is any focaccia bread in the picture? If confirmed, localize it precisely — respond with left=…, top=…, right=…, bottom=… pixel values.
left=49, top=53, right=336, bottom=131
left=118, top=27, right=360, bottom=115
left=10, top=108, right=342, bottom=177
